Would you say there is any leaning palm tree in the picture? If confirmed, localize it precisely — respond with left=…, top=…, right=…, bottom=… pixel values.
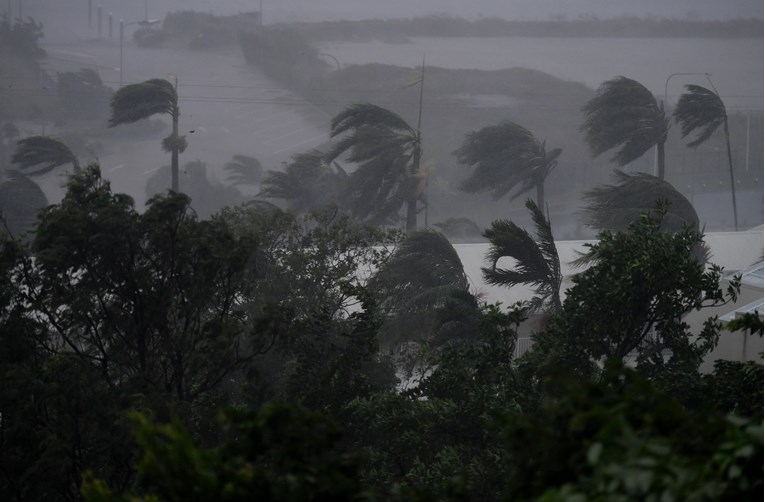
left=108, top=78, right=185, bottom=191
left=0, top=170, right=49, bottom=237
left=581, top=170, right=699, bottom=233
left=325, top=103, right=422, bottom=229
left=483, top=200, right=562, bottom=314
left=224, top=154, right=264, bottom=186
left=259, top=150, right=347, bottom=215
left=455, top=121, right=562, bottom=208
left=581, top=76, right=670, bottom=179
left=11, top=136, right=80, bottom=175
left=368, top=229, right=477, bottom=347
left=674, top=84, right=738, bottom=230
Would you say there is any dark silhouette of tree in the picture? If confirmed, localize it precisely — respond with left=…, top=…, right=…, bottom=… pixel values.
left=483, top=200, right=562, bottom=314
left=224, top=154, right=264, bottom=186
left=581, top=170, right=699, bottom=233
left=11, top=136, right=80, bottom=175
left=582, top=76, right=670, bottom=179
left=108, top=78, right=184, bottom=191
left=455, top=121, right=561, bottom=208
left=259, top=150, right=346, bottom=215
left=0, top=170, right=48, bottom=236
left=674, top=84, right=738, bottom=230
left=326, top=103, right=422, bottom=229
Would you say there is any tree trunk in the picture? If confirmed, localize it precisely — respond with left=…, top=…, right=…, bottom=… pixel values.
left=171, top=108, right=179, bottom=192
left=406, top=197, right=417, bottom=230
left=656, top=139, right=666, bottom=180
left=723, top=117, right=739, bottom=231
left=536, top=181, right=545, bottom=210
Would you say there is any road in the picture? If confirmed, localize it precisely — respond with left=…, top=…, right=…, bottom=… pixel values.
left=39, top=39, right=332, bottom=208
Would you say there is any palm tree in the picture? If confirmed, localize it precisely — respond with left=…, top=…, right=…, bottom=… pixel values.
left=581, top=76, right=670, bottom=179
left=674, top=84, right=738, bottom=230
left=108, top=78, right=185, bottom=192
left=325, top=103, right=422, bottom=229
left=11, top=135, right=80, bottom=175
left=224, top=154, right=264, bottom=186
left=368, top=229, right=477, bottom=346
left=259, top=150, right=347, bottom=215
left=482, top=200, right=562, bottom=314
left=455, top=121, right=561, bottom=209
left=0, top=170, right=48, bottom=237
left=581, top=170, right=699, bottom=233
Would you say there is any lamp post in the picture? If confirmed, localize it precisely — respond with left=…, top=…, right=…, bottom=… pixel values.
left=119, top=18, right=161, bottom=87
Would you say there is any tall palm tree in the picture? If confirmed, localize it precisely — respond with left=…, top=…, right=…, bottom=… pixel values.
left=483, top=200, right=562, bottom=314
left=224, top=154, right=264, bottom=186
left=581, top=76, right=670, bottom=179
left=108, top=78, right=185, bottom=191
left=259, top=150, right=347, bottom=215
left=11, top=135, right=80, bottom=175
left=368, top=229, right=477, bottom=346
left=455, top=121, right=561, bottom=208
left=674, top=84, right=738, bottom=230
left=325, top=103, right=422, bottom=229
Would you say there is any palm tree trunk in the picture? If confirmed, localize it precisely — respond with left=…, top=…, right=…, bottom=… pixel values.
left=536, top=181, right=545, bottom=209
left=405, top=198, right=417, bottom=230
left=723, top=118, right=739, bottom=230
left=656, top=140, right=666, bottom=180
left=171, top=108, right=179, bottom=192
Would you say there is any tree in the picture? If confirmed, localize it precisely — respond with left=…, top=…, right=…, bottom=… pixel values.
left=11, top=135, right=80, bottom=175
left=108, top=78, right=185, bottom=191
left=581, top=76, right=670, bottom=179
left=455, top=121, right=562, bottom=208
left=528, top=208, right=737, bottom=382
left=326, top=103, right=423, bottom=229
left=0, top=170, right=48, bottom=237
left=259, top=150, right=346, bottom=215
left=368, top=229, right=478, bottom=347
left=581, top=170, right=699, bottom=233
left=482, top=199, right=562, bottom=314
left=674, top=84, right=738, bottom=230
left=224, top=154, right=264, bottom=186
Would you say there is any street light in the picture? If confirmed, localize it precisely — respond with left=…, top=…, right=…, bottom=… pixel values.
left=119, top=18, right=161, bottom=87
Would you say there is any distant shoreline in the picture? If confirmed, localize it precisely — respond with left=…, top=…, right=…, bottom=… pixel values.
left=289, top=16, right=763, bottom=42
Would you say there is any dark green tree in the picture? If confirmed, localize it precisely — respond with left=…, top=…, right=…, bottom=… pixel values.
left=108, top=78, right=184, bottom=191
left=674, top=83, right=738, bottom=230
left=581, top=76, right=670, bottom=179
left=455, top=121, right=562, bottom=208
left=482, top=199, right=562, bottom=314
left=326, top=103, right=423, bottom=229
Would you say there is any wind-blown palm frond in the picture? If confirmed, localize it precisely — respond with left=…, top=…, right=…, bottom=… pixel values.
left=455, top=121, right=561, bottom=208
left=673, top=85, right=726, bottom=148
left=581, top=76, right=669, bottom=166
left=369, top=229, right=475, bottom=345
left=326, top=104, right=420, bottom=227
left=582, top=170, right=699, bottom=232
left=108, top=78, right=177, bottom=126
left=224, top=154, right=264, bottom=185
left=11, top=136, right=80, bottom=176
left=259, top=150, right=345, bottom=214
left=482, top=200, right=561, bottom=313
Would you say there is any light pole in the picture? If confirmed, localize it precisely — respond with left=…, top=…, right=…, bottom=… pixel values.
left=119, top=18, right=160, bottom=87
